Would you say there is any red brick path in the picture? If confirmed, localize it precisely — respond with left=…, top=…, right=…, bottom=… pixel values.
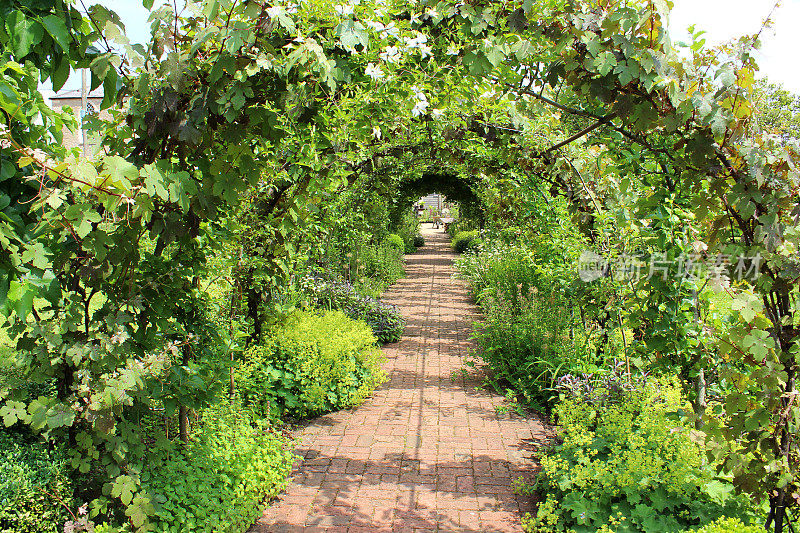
left=251, top=228, right=551, bottom=532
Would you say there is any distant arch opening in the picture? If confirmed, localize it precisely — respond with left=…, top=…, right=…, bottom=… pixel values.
left=391, top=172, right=484, bottom=229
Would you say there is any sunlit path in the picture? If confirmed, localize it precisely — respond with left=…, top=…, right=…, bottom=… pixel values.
left=251, top=226, right=552, bottom=533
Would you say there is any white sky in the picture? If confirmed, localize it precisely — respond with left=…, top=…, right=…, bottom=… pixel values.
left=50, top=0, right=800, bottom=94
left=671, top=0, right=800, bottom=92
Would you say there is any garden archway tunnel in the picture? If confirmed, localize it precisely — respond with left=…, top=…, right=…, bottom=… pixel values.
left=4, top=0, right=800, bottom=530
left=390, top=171, right=485, bottom=226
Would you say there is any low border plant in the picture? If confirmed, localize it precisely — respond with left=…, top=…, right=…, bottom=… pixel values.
left=237, top=310, right=387, bottom=418
left=452, top=230, right=481, bottom=254
left=301, top=274, right=405, bottom=344
left=523, top=366, right=758, bottom=533
left=0, top=430, right=74, bottom=533
left=141, top=402, right=295, bottom=533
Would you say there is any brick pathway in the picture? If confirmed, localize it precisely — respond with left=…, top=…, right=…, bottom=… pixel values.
left=251, top=227, right=551, bottom=532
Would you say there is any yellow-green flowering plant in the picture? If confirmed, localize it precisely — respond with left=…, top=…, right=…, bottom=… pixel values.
left=526, top=369, right=757, bottom=532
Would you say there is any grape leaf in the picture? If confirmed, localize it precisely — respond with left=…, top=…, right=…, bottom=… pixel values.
left=42, top=14, right=71, bottom=51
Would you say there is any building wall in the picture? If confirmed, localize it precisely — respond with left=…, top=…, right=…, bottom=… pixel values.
left=419, top=193, right=442, bottom=211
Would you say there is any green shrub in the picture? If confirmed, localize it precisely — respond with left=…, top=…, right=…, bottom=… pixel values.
left=474, top=295, right=600, bottom=409
left=142, top=403, right=295, bottom=533
left=384, top=233, right=405, bottom=252
left=446, top=219, right=477, bottom=237
left=237, top=310, right=386, bottom=418
left=353, top=277, right=386, bottom=299
left=524, top=376, right=756, bottom=533
left=316, top=237, right=404, bottom=290
left=452, top=230, right=480, bottom=253
left=358, top=242, right=405, bottom=286
left=0, top=336, right=77, bottom=533
left=456, top=241, right=540, bottom=311
left=689, top=517, right=763, bottom=533
left=455, top=234, right=585, bottom=309
left=0, top=431, right=74, bottom=533
left=457, top=240, right=601, bottom=407
left=413, top=235, right=425, bottom=248
left=456, top=238, right=618, bottom=408
left=0, top=328, right=13, bottom=388
left=391, top=208, right=421, bottom=253
left=301, top=275, right=405, bottom=344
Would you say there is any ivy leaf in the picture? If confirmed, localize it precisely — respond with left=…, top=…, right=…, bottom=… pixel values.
left=72, top=159, right=99, bottom=189
left=87, top=4, right=125, bottom=32
left=485, top=46, right=504, bottom=68
left=743, top=331, right=772, bottom=360
left=614, top=60, right=636, bottom=86
left=0, top=401, right=27, bottom=426
left=67, top=345, right=87, bottom=366
left=8, top=280, right=34, bottom=321
left=692, top=93, right=713, bottom=119
left=708, top=108, right=730, bottom=137
left=703, top=480, right=733, bottom=504
left=512, top=39, right=534, bottom=61
left=731, top=292, right=761, bottom=322
left=716, top=63, right=736, bottom=88
left=224, top=26, right=248, bottom=54
left=45, top=190, right=64, bottom=209
left=27, top=397, right=52, bottom=430
left=126, top=494, right=154, bottom=527
left=168, top=171, right=197, bottom=212
left=582, top=34, right=602, bottom=56
left=266, top=6, right=296, bottom=33
left=21, top=242, right=50, bottom=269
left=190, top=26, right=216, bottom=56
left=75, top=214, right=98, bottom=239
left=90, top=54, right=111, bottom=80
left=103, top=155, right=139, bottom=189
left=46, top=403, right=75, bottom=429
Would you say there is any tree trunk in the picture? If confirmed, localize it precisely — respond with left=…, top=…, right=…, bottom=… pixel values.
left=246, top=281, right=261, bottom=341
left=229, top=257, right=243, bottom=399
left=691, top=290, right=707, bottom=430
left=694, top=368, right=706, bottom=430
left=179, top=406, right=189, bottom=444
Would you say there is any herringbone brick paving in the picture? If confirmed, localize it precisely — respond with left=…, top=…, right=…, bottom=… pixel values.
left=251, top=227, right=551, bottom=532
